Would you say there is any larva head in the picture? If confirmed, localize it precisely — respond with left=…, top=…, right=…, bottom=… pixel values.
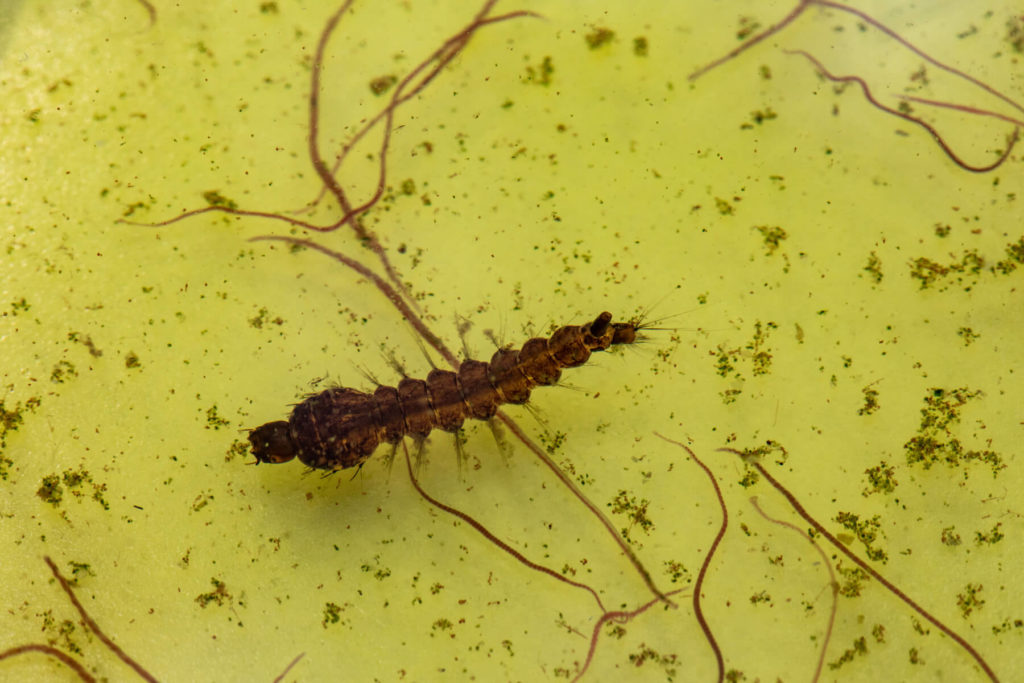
left=249, top=421, right=297, bottom=465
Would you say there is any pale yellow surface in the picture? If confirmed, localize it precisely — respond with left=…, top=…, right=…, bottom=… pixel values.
left=1, top=1, right=1022, bottom=681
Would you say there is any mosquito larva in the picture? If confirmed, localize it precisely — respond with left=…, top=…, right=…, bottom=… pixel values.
left=249, top=311, right=639, bottom=471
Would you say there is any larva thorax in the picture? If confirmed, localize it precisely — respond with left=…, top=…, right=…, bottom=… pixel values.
left=248, top=311, right=638, bottom=471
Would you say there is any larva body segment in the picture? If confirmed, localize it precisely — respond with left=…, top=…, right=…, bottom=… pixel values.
left=248, top=311, right=637, bottom=471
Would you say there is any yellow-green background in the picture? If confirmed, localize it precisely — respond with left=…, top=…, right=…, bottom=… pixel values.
left=2, top=0, right=1021, bottom=680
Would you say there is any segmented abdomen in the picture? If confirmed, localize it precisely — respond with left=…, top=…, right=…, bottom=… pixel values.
left=248, top=311, right=636, bottom=471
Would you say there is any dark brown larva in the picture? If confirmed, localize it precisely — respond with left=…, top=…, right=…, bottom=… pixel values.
left=248, top=311, right=637, bottom=471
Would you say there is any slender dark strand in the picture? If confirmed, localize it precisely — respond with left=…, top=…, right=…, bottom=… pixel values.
left=250, top=235, right=459, bottom=368
left=272, top=652, right=306, bottom=683
left=688, top=0, right=811, bottom=81
left=43, top=557, right=158, bottom=683
left=654, top=433, right=726, bottom=682
left=571, top=588, right=687, bottom=683
left=501, top=414, right=673, bottom=606
left=403, top=443, right=607, bottom=612
left=786, top=49, right=1017, bottom=173
left=749, top=496, right=838, bottom=683
left=813, top=0, right=1024, bottom=116
left=894, top=95, right=1024, bottom=128
left=135, top=0, right=156, bottom=27
left=0, top=644, right=96, bottom=682
left=720, top=449, right=1000, bottom=683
